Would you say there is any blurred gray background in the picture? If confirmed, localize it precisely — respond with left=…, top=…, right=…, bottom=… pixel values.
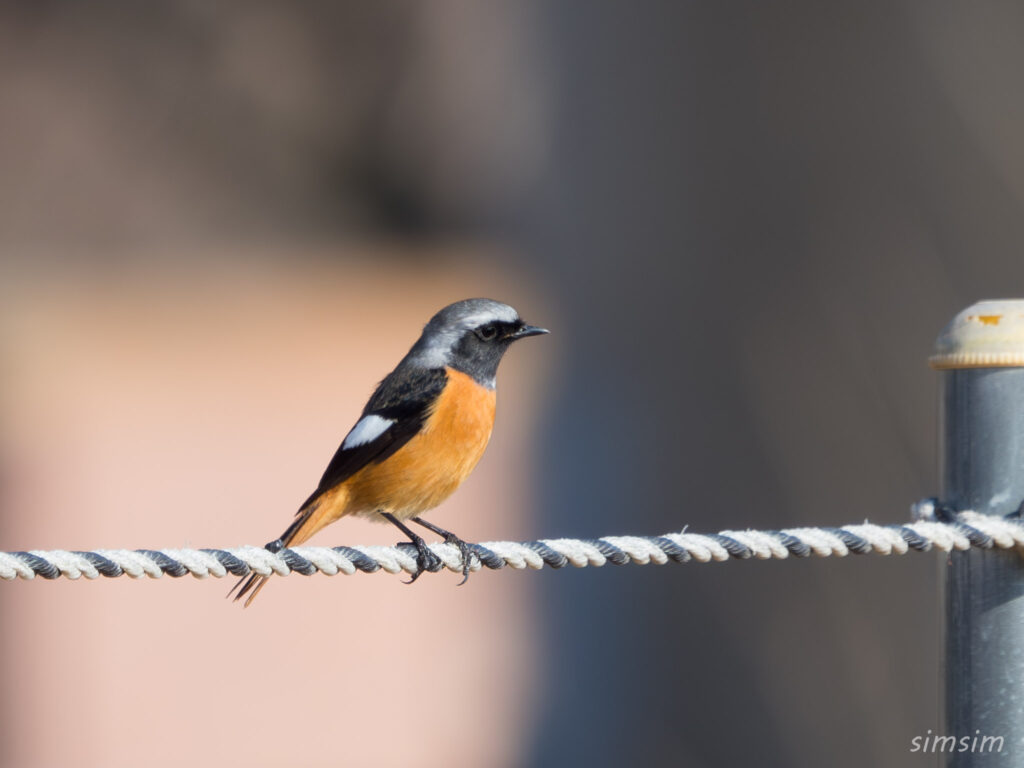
left=3, top=1, right=1023, bottom=766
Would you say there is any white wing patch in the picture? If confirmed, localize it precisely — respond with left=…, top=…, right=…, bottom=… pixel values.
left=342, top=414, right=395, bottom=449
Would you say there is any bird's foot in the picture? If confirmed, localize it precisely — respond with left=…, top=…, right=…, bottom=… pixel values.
left=408, top=516, right=474, bottom=584
left=440, top=532, right=474, bottom=586
left=402, top=534, right=442, bottom=584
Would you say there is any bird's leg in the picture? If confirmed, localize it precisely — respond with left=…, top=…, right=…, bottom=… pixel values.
left=382, top=512, right=442, bottom=583
left=411, top=517, right=474, bottom=585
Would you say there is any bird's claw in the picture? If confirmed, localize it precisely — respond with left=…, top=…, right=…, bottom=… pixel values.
left=441, top=534, right=474, bottom=585
left=403, top=537, right=442, bottom=584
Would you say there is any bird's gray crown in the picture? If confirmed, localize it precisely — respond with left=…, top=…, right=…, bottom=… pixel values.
left=426, top=298, right=520, bottom=334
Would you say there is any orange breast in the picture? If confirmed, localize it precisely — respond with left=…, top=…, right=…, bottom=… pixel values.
left=345, top=368, right=496, bottom=518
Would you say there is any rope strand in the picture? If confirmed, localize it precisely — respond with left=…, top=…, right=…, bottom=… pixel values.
left=2, top=500, right=1021, bottom=582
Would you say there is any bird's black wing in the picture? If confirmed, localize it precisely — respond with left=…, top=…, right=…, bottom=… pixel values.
left=297, top=366, right=448, bottom=509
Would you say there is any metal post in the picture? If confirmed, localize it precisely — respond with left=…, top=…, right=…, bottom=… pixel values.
left=934, top=300, right=1024, bottom=764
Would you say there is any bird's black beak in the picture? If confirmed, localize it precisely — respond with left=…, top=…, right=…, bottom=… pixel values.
left=511, top=324, right=549, bottom=340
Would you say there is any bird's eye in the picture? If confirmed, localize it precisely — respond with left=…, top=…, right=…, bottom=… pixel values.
left=477, top=323, right=499, bottom=341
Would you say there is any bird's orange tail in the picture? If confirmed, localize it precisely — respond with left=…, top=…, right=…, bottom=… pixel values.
left=230, top=485, right=350, bottom=607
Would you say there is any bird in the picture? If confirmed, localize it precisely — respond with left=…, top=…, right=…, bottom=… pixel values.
left=231, top=298, right=548, bottom=606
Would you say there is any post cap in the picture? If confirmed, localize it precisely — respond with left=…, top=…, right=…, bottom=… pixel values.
left=931, top=299, right=1024, bottom=369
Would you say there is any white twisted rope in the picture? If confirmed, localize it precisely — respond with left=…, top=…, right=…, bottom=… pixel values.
left=1, top=500, right=1021, bottom=582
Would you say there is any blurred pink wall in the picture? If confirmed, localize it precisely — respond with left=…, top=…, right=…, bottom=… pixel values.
left=0, top=251, right=551, bottom=767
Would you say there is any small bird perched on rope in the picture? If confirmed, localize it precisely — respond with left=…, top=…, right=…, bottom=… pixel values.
left=231, top=298, right=548, bottom=605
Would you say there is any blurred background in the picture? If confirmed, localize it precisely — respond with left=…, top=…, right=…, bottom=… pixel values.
left=1, top=2, right=1022, bottom=766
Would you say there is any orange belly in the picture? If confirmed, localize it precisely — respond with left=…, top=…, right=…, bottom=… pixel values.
left=345, top=368, right=496, bottom=519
